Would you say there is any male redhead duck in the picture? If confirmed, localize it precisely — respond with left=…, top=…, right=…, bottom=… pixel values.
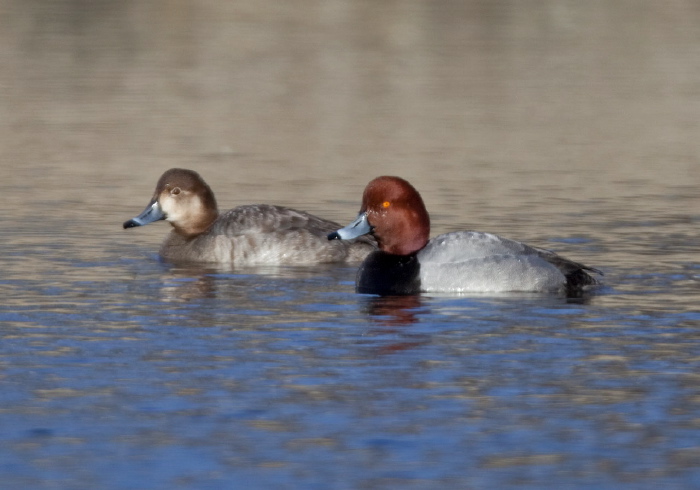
left=328, top=176, right=602, bottom=295
left=124, top=168, right=375, bottom=265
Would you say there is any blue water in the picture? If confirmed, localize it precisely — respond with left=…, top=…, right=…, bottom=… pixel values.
left=1, top=233, right=700, bottom=488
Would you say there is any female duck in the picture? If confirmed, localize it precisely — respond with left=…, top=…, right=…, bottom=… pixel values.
left=328, top=176, right=601, bottom=295
left=124, top=168, right=375, bottom=265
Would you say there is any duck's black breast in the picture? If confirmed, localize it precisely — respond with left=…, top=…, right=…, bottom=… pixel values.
left=356, top=251, right=421, bottom=295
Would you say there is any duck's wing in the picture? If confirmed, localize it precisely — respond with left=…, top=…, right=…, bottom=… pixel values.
left=214, top=204, right=377, bottom=246
left=214, top=205, right=332, bottom=235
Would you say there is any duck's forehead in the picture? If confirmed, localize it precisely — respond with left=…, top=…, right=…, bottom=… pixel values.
left=363, top=177, right=411, bottom=205
left=156, top=169, right=200, bottom=191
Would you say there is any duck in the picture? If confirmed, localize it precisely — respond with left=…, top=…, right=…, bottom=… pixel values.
left=123, top=168, right=375, bottom=265
left=328, top=176, right=602, bottom=295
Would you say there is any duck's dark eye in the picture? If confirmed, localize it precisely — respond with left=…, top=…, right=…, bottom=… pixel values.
left=171, top=187, right=181, bottom=195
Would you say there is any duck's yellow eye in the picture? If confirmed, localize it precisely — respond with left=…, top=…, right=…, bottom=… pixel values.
left=382, top=201, right=391, bottom=208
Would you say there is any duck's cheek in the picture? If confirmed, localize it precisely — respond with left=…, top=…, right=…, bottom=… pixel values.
left=164, top=195, right=209, bottom=224
left=367, top=210, right=390, bottom=233
left=158, top=196, right=180, bottom=222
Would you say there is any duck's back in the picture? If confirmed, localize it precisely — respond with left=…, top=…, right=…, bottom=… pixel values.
left=418, top=231, right=537, bottom=263
left=161, top=204, right=375, bottom=265
left=416, top=231, right=597, bottom=293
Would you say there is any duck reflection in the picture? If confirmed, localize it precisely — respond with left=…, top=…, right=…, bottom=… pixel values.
left=157, top=262, right=357, bottom=303
left=362, top=294, right=426, bottom=326
left=159, top=265, right=219, bottom=303
left=361, top=295, right=432, bottom=354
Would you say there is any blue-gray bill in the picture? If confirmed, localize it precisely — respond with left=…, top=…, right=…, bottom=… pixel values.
left=123, top=200, right=165, bottom=229
left=327, top=212, right=372, bottom=241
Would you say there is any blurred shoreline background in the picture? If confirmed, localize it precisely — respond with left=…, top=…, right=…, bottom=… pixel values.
left=2, top=1, right=698, bottom=219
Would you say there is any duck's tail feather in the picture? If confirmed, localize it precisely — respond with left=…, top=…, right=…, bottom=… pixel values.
left=534, top=247, right=603, bottom=292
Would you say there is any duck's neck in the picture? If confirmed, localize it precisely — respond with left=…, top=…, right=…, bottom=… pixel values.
left=357, top=251, right=421, bottom=295
left=172, top=208, right=218, bottom=238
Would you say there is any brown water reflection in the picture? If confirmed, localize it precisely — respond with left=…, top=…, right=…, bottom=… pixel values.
left=365, top=295, right=426, bottom=327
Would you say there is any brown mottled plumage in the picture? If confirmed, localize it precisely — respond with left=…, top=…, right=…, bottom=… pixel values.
left=124, top=168, right=375, bottom=265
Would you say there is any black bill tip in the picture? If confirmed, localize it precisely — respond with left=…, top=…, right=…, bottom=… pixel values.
left=123, top=219, right=140, bottom=229
left=327, top=231, right=340, bottom=241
